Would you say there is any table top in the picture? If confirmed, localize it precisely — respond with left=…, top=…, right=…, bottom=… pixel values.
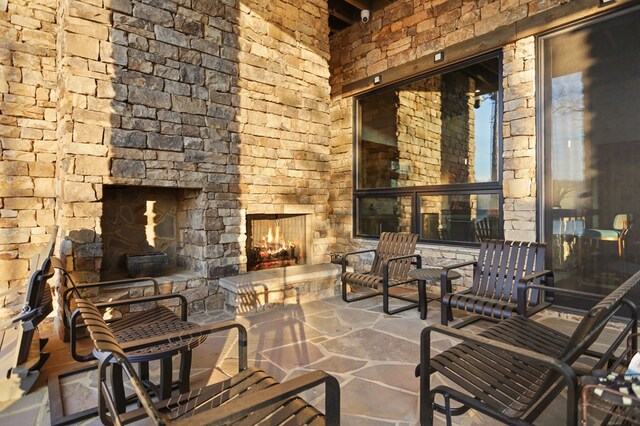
left=407, top=267, right=461, bottom=282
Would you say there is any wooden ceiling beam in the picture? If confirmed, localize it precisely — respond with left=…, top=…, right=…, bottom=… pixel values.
left=330, top=8, right=357, bottom=25
left=343, top=0, right=372, bottom=11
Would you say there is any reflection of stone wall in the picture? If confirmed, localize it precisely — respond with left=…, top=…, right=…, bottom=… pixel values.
left=396, top=78, right=442, bottom=186
left=441, top=73, right=475, bottom=185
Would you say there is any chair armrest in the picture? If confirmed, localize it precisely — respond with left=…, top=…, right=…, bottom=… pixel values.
left=0, top=307, right=37, bottom=332
left=177, top=370, right=340, bottom=426
left=440, top=261, right=475, bottom=298
left=342, top=249, right=377, bottom=274
left=517, top=284, right=611, bottom=315
left=94, top=293, right=189, bottom=321
left=515, top=270, right=554, bottom=314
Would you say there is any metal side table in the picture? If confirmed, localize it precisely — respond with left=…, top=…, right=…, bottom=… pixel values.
left=407, top=268, right=461, bottom=320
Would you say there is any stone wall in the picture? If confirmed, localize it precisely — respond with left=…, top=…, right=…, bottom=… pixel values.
left=0, top=0, right=58, bottom=312
left=0, top=0, right=332, bottom=317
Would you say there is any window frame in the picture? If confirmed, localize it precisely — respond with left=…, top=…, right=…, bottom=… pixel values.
left=352, top=51, right=504, bottom=245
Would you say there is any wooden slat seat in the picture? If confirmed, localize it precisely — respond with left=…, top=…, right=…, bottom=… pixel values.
left=73, top=297, right=340, bottom=426
left=341, top=232, right=422, bottom=315
left=420, top=270, right=640, bottom=426
left=440, top=240, right=553, bottom=327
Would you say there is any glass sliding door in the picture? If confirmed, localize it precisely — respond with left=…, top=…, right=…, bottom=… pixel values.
left=540, top=6, right=640, bottom=302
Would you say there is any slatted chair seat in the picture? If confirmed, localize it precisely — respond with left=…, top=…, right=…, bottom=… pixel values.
left=73, top=298, right=340, bottom=426
left=420, top=270, right=640, bottom=426
left=342, top=232, right=421, bottom=315
left=479, top=315, right=570, bottom=358
left=112, top=316, right=206, bottom=361
left=430, top=340, right=550, bottom=419
left=440, top=240, right=553, bottom=327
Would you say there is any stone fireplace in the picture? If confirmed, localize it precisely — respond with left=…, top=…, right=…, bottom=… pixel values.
left=246, top=214, right=308, bottom=271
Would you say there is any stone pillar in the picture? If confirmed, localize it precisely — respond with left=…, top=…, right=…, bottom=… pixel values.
left=502, top=37, right=537, bottom=242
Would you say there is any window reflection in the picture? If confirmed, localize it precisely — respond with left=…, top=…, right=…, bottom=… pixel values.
left=357, top=196, right=412, bottom=236
left=419, top=194, right=500, bottom=242
left=542, top=8, right=640, bottom=300
left=357, top=58, right=499, bottom=189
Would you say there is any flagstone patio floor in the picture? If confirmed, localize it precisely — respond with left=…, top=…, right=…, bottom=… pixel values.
left=0, top=292, right=621, bottom=425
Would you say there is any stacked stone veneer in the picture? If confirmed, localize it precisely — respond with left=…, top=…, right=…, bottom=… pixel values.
left=1, top=0, right=333, bottom=316
left=0, top=0, right=58, bottom=312
left=328, top=0, right=544, bottom=272
left=236, top=0, right=332, bottom=266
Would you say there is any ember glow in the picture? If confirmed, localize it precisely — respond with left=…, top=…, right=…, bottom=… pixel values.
left=262, top=225, right=293, bottom=254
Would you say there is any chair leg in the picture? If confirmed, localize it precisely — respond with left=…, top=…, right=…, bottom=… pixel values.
left=159, top=357, right=173, bottom=400
left=342, top=281, right=381, bottom=303
left=111, top=364, right=127, bottom=413
left=441, top=301, right=449, bottom=326
left=421, top=389, right=436, bottom=426
left=179, top=351, right=192, bottom=393
left=383, top=282, right=419, bottom=315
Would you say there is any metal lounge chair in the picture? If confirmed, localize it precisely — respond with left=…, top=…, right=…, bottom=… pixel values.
left=341, top=232, right=421, bottom=315
left=49, top=259, right=206, bottom=425
left=420, top=270, right=640, bottom=426
left=73, top=297, right=340, bottom=425
left=0, top=228, right=57, bottom=401
left=439, top=240, right=553, bottom=327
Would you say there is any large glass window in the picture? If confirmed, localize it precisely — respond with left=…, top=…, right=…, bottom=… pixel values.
left=541, top=6, right=640, bottom=301
left=355, top=54, right=502, bottom=243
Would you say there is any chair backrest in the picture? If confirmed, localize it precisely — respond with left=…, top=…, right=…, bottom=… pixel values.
left=475, top=217, right=499, bottom=242
left=520, top=271, right=640, bottom=416
left=613, top=214, right=633, bottom=231
left=470, top=240, right=546, bottom=303
left=562, top=270, right=640, bottom=361
left=370, top=232, right=418, bottom=279
left=73, top=298, right=164, bottom=425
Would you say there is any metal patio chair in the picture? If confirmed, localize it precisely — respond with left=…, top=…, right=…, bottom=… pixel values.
left=440, top=240, right=553, bottom=327
left=74, top=297, right=340, bottom=425
left=420, top=270, right=640, bottom=426
left=341, top=232, right=421, bottom=315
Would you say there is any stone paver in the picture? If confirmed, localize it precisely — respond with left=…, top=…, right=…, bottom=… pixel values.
left=0, top=294, right=621, bottom=425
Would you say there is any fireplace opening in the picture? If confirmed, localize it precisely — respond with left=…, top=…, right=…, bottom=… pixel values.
left=101, top=186, right=193, bottom=279
left=246, top=214, right=307, bottom=271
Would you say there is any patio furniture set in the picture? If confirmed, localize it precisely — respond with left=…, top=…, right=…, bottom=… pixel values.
left=341, top=232, right=640, bottom=425
left=1, top=230, right=639, bottom=425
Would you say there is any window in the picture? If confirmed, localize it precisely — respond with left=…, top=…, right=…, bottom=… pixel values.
left=540, top=6, right=640, bottom=301
left=354, top=54, right=502, bottom=243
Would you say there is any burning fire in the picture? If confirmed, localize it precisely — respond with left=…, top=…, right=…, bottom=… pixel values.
left=262, top=225, right=292, bottom=254
left=250, top=220, right=300, bottom=270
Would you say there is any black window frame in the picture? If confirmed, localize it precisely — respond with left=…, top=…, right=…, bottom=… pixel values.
left=352, top=51, right=504, bottom=246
